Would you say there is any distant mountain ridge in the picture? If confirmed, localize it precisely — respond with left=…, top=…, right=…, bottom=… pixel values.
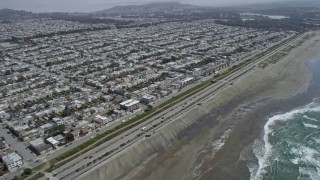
left=0, top=2, right=204, bottom=18
left=94, top=2, right=203, bottom=15
left=0, top=9, right=35, bottom=20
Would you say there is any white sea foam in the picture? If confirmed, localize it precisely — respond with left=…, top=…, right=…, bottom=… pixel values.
left=303, top=123, right=319, bottom=129
left=292, top=146, right=320, bottom=166
left=291, top=145, right=320, bottom=180
left=251, top=102, right=320, bottom=180
left=187, top=128, right=232, bottom=179
left=210, top=129, right=232, bottom=158
left=298, top=166, right=320, bottom=180
left=303, top=115, right=319, bottom=122
left=312, top=137, right=320, bottom=145
left=291, top=157, right=299, bottom=165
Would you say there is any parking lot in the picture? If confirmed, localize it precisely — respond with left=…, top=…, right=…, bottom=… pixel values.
left=0, top=125, right=35, bottom=164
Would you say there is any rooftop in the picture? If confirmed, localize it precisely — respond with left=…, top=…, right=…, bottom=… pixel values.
left=29, top=137, right=45, bottom=147
left=120, top=99, right=140, bottom=107
left=2, top=152, right=22, bottom=164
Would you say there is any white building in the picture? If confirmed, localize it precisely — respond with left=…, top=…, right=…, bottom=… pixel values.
left=1, top=152, right=23, bottom=172
left=120, top=99, right=140, bottom=112
left=47, top=137, right=60, bottom=148
left=94, top=115, right=110, bottom=126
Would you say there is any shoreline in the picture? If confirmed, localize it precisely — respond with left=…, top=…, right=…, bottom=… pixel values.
left=202, top=58, right=320, bottom=180
left=79, top=32, right=320, bottom=180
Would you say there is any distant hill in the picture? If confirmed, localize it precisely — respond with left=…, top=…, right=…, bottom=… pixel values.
left=93, top=2, right=203, bottom=15
left=0, top=9, right=35, bottom=20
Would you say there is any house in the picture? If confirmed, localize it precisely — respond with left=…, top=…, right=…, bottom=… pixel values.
left=52, top=117, right=65, bottom=126
left=52, top=134, right=65, bottom=144
left=40, top=123, right=54, bottom=132
left=94, top=115, right=109, bottom=127
left=13, top=124, right=30, bottom=138
left=47, top=134, right=65, bottom=147
left=140, top=94, right=157, bottom=105
left=46, top=137, right=59, bottom=148
left=23, top=129, right=38, bottom=141
left=29, top=138, right=53, bottom=155
left=78, top=120, right=89, bottom=135
left=179, top=77, right=194, bottom=88
left=120, top=99, right=140, bottom=112
left=0, top=111, right=10, bottom=121
left=1, top=152, right=23, bottom=172
left=0, top=141, right=7, bottom=150
left=101, top=95, right=112, bottom=102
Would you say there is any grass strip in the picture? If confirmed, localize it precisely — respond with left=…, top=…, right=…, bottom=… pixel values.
left=28, top=172, right=45, bottom=180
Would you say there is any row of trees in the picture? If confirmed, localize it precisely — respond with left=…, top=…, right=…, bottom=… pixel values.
left=215, top=17, right=319, bottom=31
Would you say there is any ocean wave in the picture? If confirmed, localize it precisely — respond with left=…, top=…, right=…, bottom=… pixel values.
left=312, top=137, right=320, bottom=145
left=186, top=128, right=232, bottom=179
left=291, top=146, right=320, bottom=166
left=251, top=101, right=320, bottom=180
left=298, top=166, right=320, bottom=180
left=303, top=115, right=319, bottom=122
left=303, top=122, right=319, bottom=129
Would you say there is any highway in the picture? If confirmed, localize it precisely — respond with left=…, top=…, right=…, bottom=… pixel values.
left=37, top=32, right=309, bottom=180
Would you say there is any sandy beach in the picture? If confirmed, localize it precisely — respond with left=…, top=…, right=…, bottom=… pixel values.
left=79, top=32, right=320, bottom=180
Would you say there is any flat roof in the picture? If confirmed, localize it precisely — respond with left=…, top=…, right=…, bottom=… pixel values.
left=13, top=124, right=29, bottom=131
left=47, top=137, right=59, bottom=145
left=183, top=77, right=194, bottom=82
left=95, top=114, right=108, bottom=120
left=142, top=94, right=156, bottom=99
left=2, top=152, right=22, bottom=164
left=120, top=99, right=140, bottom=107
left=30, top=137, right=45, bottom=146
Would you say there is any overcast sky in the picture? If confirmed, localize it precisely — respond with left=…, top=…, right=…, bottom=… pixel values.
left=0, top=0, right=294, bottom=12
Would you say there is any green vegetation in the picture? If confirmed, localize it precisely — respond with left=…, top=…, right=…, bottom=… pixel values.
left=47, top=124, right=65, bottom=136
left=65, top=133, right=75, bottom=142
left=259, top=33, right=312, bottom=68
left=28, top=172, right=45, bottom=180
left=0, top=170, right=8, bottom=177
left=13, top=176, right=23, bottom=180
left=32, top=162, right=46, bottom=171
left=22, top=168, right=32, bottom=176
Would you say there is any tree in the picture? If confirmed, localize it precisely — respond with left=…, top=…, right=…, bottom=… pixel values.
left=13, top=176, right=23, bottom=180
left=145, top=105, right=153, bottom=112
left=65, top=133, right=75, bottom=142
left=48, top=125, right=65, bottom=136
left=23, top=168, right=32, bottom=176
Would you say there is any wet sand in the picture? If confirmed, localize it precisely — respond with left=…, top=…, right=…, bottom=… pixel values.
left=80, top=32, right=320, bottom=180
left=201, top=58, right=320, bottom=180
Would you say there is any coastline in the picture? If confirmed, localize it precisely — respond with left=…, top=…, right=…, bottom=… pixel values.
left=79, top=32, right=320, bottom=180
left=202, top=58, right=320, bottom=180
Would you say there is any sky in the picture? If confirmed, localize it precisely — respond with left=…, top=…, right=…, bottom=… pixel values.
left=0, top=0, right=296, bottom=12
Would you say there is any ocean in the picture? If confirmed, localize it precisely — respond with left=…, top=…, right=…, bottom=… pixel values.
left=249, top=98, right=320, bottom=180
